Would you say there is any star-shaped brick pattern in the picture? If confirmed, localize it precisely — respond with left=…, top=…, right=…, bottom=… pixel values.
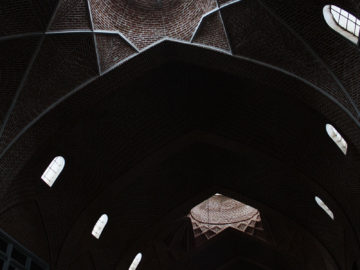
left=188, top=194, right=265, bottom=245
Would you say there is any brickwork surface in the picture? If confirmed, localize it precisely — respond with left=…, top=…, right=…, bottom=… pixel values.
left=0, top=36, right=40, bottom=126
left=192, top=11, right=230, bottom=51
left=0, top=0, right=58, bottom=36
left=96, top=33, right=137, bottom=73
left=162, top=0, right=217, bottom=41
left=221, top=0, right=358, bottom=118
left=260, top=0, right=360, bottom=116
left=217, top=0, right=234, bottom=6
left=1, top=1, right=360, bottom=268
left=0, top=34, right=98, bottom=153
left=49, top=0, right=91, bottom=30
left=89, top=0, right=217, bottom=49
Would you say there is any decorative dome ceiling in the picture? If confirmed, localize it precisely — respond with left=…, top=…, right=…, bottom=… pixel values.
left=190, top=194, right=258, bottom=225
left=188, top=194, right=264, bottom=243
left=127, top=0, right=194, bottom=10
left=88, top=0, right=217, bottom=49
left=0, top=0, right=360, bottom=270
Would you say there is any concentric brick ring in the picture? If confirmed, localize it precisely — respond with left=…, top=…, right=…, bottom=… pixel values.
left=128, top=0, right=182, bottom=10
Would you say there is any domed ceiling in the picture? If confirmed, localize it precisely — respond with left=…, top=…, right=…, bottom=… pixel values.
left=0, top=0, right=360, bottom=269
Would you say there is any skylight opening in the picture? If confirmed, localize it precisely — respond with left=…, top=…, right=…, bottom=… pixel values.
left=92, top=214, right=108, bottom=239
left=129, top=253, right=142, bottom=270
left=323, top=5, right=360, bottom=44
left=326, top=124, right=347, bottom=155
left=315, top=196, right=334, bottom=220
left=41, top=156, right=65, bottom=187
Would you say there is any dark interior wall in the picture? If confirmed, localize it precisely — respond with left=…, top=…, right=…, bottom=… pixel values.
left=0, top=63, right=358, bottom=269
left=0, top=0, right=360, bottom=269
left=1, top=0, right=360, bottom=162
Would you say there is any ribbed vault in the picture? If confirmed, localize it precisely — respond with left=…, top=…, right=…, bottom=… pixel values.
left=0, top=0, right=360, bottom=269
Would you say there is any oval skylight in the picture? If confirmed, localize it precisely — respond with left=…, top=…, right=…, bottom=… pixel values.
left=326, top=124, right=347, bottom=155
left=41, top=156, right=65, bottom=187
left=323, top=5, right=360, bottom=44
left=92, top=214, right=108, bottom=239
left=315, top=196, right=334, bottom=220
left=129, top=253, right=142, bottom=270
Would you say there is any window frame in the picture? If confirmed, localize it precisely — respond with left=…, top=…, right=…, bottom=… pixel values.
left=323, top=5, right=359, bottom=44
left=41, top=156, right=65, bottom=187
left=315, top=196, right=334, bottom=220
left=325, top=124, right=348, bottom=155
left=128, top=253, right=142, bottom=270
left=92, top=214, right=108, bottom=239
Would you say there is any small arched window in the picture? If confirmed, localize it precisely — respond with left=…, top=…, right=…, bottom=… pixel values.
left=323, top=5, right=360, bottom=44
left=326, top=124, right=347, bottom=155
left=41, top=156, right=65, bottom=187
left=129, top=253, right=142, bottom=270
left=92, top=214, right=108, bottom=239
left=315, top=196, right=334, bottom=220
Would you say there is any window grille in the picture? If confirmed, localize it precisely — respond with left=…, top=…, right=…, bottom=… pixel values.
left=330, top=5, right=360, bottom=38
left=323, top=5, right=359, bottom=44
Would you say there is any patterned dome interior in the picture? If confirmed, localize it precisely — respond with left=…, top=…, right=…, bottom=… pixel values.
left=0, top=0, right=360, bottom=269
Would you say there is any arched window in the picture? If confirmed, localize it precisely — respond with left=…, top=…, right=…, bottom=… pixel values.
left=129, top=253, right=142, bottom=270
left=323, top=5, right=360, bottom=44
left=315, top=196, right=334, bottom=220
left=326, top=124, right=347, bottom=155
left=92, top=214, right=108, bottom=239
left=41, top=156, right=65, bottom=187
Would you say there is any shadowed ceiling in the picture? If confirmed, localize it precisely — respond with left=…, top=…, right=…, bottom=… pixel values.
left=0, top=0, right=360, bottom=269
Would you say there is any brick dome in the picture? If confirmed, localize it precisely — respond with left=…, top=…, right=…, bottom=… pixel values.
left=188, top=194, right=265, bottom=244
left=0, top=0, right=360, bottom=269
left=190, top=194, right=258, bottom=225
left=90, top=0, right=217, bottom=49
left=128, top=0, right=181, bottom=10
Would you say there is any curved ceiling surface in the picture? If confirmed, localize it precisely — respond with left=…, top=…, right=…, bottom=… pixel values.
left=0, top=0, right=360, bottom=270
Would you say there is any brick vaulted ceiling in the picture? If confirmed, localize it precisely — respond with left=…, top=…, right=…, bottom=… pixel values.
left=0, top=0, right=360, bottom=270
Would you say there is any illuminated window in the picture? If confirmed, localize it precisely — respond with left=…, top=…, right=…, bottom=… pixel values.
left=41, top=156, right=65, bottom=187
left=92, top=214, right=108, bottom=239
left=129, top=253, right=142, bottom=270
left=323, top=5, right=360, bottom=44
left=315, top=196, right=334, bottom=220
left=326, top=124, right=347, bottom=155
